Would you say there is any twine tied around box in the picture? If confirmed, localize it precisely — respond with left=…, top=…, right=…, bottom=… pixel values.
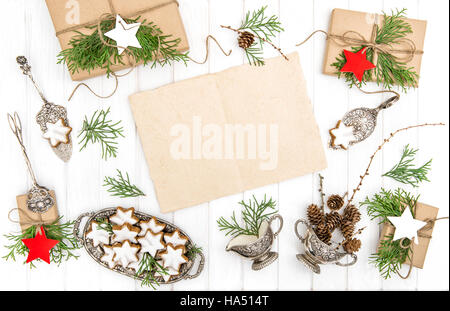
left=57, top=0, right=231, bottom=100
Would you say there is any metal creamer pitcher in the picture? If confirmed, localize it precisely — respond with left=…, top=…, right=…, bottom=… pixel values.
left=226, top=214, right=283, bottom=271
left=294, top=219, right=357, bottom=274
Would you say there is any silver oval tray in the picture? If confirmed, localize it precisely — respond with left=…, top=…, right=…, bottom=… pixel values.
left=73, top=207, right=205, bottom=284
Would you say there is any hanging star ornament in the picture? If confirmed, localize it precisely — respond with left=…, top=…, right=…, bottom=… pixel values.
left=104, top=15, right=142, bottom=55
left=340, top=47, right=376, bottom=82
left=22, top=226, right=60, bottom=264
left=387, top=208, right=427, bottom=244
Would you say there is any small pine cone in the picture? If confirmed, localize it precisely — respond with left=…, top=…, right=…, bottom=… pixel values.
left=307, top=204, right=324, bottom=226
left=327, top=194, right=345, bottom=211
left=343, top=205, right=361, bottom=224
left=315, top=223, right=332, bottom=244
left=325, top=211, right=342, bottom=232
left=340, top=220, right=355, bottom=239
left=342, top=238, right=362, bottom=253
left=238, top=31, right=255, bottom=49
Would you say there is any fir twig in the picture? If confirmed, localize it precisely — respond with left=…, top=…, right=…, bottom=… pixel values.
left=220, top=6, right=286, bottom=66
left=57, top=17, right=189, bottom=77
left=186, top=244, right=203, bottom=260
left=94, top=217, right=113, bottom=234
left=382, top=145, right=432, bottom=187
left=135, top=252, right=168, bottom=289
left=369, top=234, right=411, bottom=279
left=103, top=169, right=145, bottom=198
left=360, top=188, right=418, bottom=224
left=3, top=217, right=80, bottom=267
left=217, top=195, right=277, bottom=237
left=78, top=107, right=124, bottom=160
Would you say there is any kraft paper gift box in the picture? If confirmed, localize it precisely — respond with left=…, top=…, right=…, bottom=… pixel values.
left=45, top=0, right=189, bottom=81
left=16, top=191, right=59, bottom=232
left=377, top=202, right=439, bottom=269
left=323, top=8, right=427, bottom=84
left=129, top=52, right=327, bottom=213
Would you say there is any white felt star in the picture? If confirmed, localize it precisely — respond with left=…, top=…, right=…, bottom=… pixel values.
left=112, top=241, right=140, bottom=268
left=388, top=208, right=427, bottom=244
left=138, top=217, right=166, bottom=236
left=109, top=207, right=139, bottom=226
left=42, top=118, right=72, bottom=147
left=137, top=230, right=166, bottom=257
left=104, top=15, right=142, bottom=55
left=160, top=244, right=188, bottom=271
left=330, top=120, right=356, bottom=150
left=86, top=221, right=110, bottom=247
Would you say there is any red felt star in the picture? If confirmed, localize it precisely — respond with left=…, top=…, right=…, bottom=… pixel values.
left=340, top=47, right=376, bottom=82
left=22, top=226, right=59, bottom=264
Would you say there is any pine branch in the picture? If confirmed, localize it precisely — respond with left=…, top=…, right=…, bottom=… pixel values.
left=57, top=17, right=189, bottom=77
left=3, top=217, right=80, bottom=267
left=186, top=244, right=203, bottom=260
left=135, top=252, right=168, bottom=289
left=382, top=145, right=431, bottom=187
left=94, top=217, right=113, bottom=234
left=369, top=234, right=411, bottom=279
left=103, top=169, right=145, bottom=198
left=78, top=107, right=124, bottom=160
left=360, top=188, right=419, bottom=223
left=217, top=195, right=277, bottom=237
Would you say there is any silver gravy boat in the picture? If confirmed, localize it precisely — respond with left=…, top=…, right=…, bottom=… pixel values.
left=226, top=214, right=283, bottom=271
left=294, top=219, right=357, bottom=274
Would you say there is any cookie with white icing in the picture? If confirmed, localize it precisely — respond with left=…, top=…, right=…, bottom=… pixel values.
left=160, top=243, right=188, bottom=272
left=112, top=241, right=140, bottom=268
left=100, top=245, right=117, bottom=269
left=138, top=217, right=166, bottom=236
left=109, top=207, right=139, bottom=226
left=86, top=220, right=110, bottom=247
left=164, top=229, right=189, bottom=247
left=42, top=118, right=72, bottom=147
left=137, top=229, right=166, bottom=257
left=112, top=223, right=140, bottom=244
left=156, top=260, right=180, bottom=282
left=128, top=252, right=144, bottom=271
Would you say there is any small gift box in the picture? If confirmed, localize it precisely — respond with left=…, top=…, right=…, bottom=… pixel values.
left=45, top=0, right=189, bottom=81
left=323, top=8, right=427, bottom=86
left=377, top=202, right=438, bottom=269
left=16, top=191, right=59, bottom=232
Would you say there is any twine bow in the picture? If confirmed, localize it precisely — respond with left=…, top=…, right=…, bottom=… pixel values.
left=8, top=208, right=46, bottom=231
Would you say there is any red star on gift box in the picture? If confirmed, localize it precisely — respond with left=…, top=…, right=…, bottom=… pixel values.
left=22, top=226, right=59, bottom=264
left=340, top=47, right=376, bottom=82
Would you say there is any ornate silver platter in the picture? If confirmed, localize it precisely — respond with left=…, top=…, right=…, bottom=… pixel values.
left=73, top=207, right=205, bottom=284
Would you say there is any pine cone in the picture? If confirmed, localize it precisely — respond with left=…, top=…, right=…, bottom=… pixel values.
left=343, top=205, right=361, bottom=224
left=342, top=238, right=362, bottom=253
left=307, top=204, right=324, bottom=226
left=315, top=223, right=332, bottom=244
left=238, top=31, right=255, bottom=49
left=327, top=194, right=345, bottom=211
left=325, top=211, right=342, bottom=232
left=340, top=221, right=355, bottom=239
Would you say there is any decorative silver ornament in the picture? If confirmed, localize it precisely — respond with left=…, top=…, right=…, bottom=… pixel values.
left=16, top=56, right=72, bottom=162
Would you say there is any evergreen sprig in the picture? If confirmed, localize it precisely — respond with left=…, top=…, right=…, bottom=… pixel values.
left=360, top=188, right=418, bottom=224
left=57, top=17, right=189, bottom=77
left=135, top=252, right=168, bottom=289
left=3, top=217, right=80, bottom=268
left=383, top=145, right=432, bottom=187
left=78, top=107, right=124, bottom=160
left=94, top=217, right=113, bottom=234
left=217, top=195, right=278, bottom=237
left=369, top=234, right=411, bottom=279
left=186, top=244, right=203, bottom=260
left=331, top=8, right=418, bottom=92
left=103, top=169, right=145, bottom=198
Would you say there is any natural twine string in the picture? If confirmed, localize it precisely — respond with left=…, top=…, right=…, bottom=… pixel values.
left=8, top=208, right=45, bottom=231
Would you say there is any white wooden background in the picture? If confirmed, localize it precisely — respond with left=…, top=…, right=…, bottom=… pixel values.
left=0, top=0, right=448, bottom=291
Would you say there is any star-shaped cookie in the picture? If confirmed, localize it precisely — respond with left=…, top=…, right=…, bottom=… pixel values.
left=138, top=217, right=166, bottom=236
left=156, top=260, right=179, bottom=282
left=112, top=223, right=140, bottom=244
left=164, top=229, right=189, bottom=247
left=42, top=118, right=72, bottom=147
left=160, top=244, right=188, bottom=272
left=100, top=245, right=117, bottom=269
left=86, top=220, right=111, bottom=247
left=137, top=229, right=166, bottom=257
left=112, top=241, right=140, bottom=268
left=329, top=120, right=355, bottom=150
left=109, top=207, right=139, bottom=226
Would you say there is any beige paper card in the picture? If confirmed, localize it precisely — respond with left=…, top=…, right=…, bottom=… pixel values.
left=130, top=53, right=327, bottom=213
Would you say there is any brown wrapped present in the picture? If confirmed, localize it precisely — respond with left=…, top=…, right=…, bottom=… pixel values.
left=16, top=191, right=59, bottom=233
left=323, top=8, right=427, bottom=85
left=377, top=202, right=438, bottom=269
left=45, top=0, right=189, bottom=81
